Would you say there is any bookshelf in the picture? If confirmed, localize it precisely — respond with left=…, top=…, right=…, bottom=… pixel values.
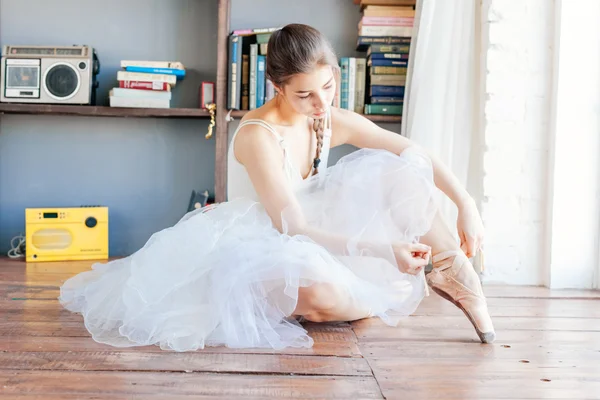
left=0, top=104, right=211, bottom=119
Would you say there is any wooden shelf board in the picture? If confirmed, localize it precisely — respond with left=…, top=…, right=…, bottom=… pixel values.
left=0, top=103, right=211, bottom=119
left=229, top=109, right=401, bottom=123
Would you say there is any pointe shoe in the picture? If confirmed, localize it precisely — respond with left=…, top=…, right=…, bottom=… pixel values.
left=426, top=250, right=496, bottom=343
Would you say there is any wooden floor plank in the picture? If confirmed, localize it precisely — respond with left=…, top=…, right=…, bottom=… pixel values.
left=7, top=307, right=600, bottom=331
left=0, top=370, right=384, bottom=399
left=0, top=351, right=372, bottom=376
left=4, top=298, right=598, bottom=319
left=482, top=284, right=600, bottom=299
left=0, top=336, right=361, bottom=357
left=352, top=314, right=600, bottom=331
left=359, top=340, right=600, bottom=360
left=366, top=358, right=600, bottom=399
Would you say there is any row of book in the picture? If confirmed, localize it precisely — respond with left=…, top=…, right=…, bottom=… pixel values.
left=108, top=61, right=186, bottom=109
left=350, top=0, right=416, bottom=116
left=228, top=27, right=278, bottom=110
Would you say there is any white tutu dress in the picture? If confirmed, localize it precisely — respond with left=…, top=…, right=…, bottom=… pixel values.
left=59, top=112, right=438, bottom=352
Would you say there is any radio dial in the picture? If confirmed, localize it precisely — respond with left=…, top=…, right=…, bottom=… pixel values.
left=85, top=217, right=97, bottom=228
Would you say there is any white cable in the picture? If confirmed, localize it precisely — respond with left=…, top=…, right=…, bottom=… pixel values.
left=8, top=234, right=25, bottom=259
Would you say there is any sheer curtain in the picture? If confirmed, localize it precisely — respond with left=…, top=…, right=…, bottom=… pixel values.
left=402, top=0, right=479, bottom=240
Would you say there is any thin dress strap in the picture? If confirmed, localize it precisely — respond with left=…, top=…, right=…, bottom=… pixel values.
left=236, top=119, right=285, bottom=144
left=232, top=119, right=299, bottom=181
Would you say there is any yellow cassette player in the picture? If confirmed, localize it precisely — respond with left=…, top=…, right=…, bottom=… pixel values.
left=25, top=206, right=108, bottom=262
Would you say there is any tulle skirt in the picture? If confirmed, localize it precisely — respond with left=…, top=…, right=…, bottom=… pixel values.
left=59, top=147, right=438, bottom=351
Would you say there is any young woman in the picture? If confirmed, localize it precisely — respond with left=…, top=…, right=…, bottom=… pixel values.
left=59, top=23, right=495, bottom=352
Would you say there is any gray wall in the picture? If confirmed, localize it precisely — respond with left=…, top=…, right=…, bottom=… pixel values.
left=0, top=0, right=217, bottom=256
left=0, top=0, right=402, bottom=257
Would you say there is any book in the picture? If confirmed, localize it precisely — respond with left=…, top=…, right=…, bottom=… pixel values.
left=109, top=94, right=170, bottom=109
left=369, top=52, right=409, bottom=60
left=355, top=58, right=367, bottom=114
left=117, top=71, right=177, bottom=86
left=356, top=36, right=411, bottom=51
left=120, top=60, right=184, bottom=70
left=367, top=44, right=410, bottom=54
left=368, top=59, right=408, bottom=67
left=370, top=85, right=405, bottom=97
left=371, top=96, right=403, bottom=105
left=110, top=87, right=171, bottom=100
left=256, top=55, right=266, bottom=108
left=118, top=80, right=171, bottom=91
left=364, top=104, right=402, bottom=115
left=124, top=66, right=186, bottom=78
left=360, top=16, right=414, bottom=26
left=359, top=25, right=412, bottom=37
left=363, top=5, right=416, bottom=17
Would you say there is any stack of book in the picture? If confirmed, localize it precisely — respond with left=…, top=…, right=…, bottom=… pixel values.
left=355, top=0, right=416, bottom=117
left=109, top=60, right=186, bottom=109
left=227, top=27, right=279, bottom=110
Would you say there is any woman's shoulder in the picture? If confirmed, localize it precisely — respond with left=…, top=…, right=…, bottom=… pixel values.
left=233, top=115, right=284, bottom=167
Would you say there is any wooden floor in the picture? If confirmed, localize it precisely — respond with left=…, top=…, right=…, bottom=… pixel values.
left=1, top=257, right=600, bottom=399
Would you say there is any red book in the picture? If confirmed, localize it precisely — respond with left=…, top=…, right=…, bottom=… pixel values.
left=119, top=80, right=170, bottom=91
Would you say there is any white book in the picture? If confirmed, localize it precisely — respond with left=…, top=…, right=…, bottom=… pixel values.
left=359, top=25, right=413, bottom=37
left=120, top=60, right=185, bottom=70
left=249, top=44, right=258, bottom=110
left=354, top=58, right=366, bottom=114
left=110, top=88, right=172, bottom=100
left=117, top=71, right=177, bottom=86
left=348, top=58, right=356, bottom=112
left=109, top=96, right=170, bottom=109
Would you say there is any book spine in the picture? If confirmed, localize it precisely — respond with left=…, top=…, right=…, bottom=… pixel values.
left=361, top=16, right=414, bottom=26
left=119, top=81, right=170, bottom=91
left=340, top=58, right=349, bottom=110
left=371, top=96, right=403, bottom=104
left=125, top=66, right=186, bottom=77
left=370, top=66, right=407, bottom=75
left=117, top=71, right=177, bottom=85
left=348, top=58, right=356, bottom=112
left=370, top=85, right=405, bottom=97
left=359, top=25, right=413, bottom=37
left=364, top=104, right=402, bottom=115
left=250, top=44, right=257, bottom=110
left=369, top=59, right=408, bottom=67
left=121, top=60, right=184, bottom=69
left=256, top=55, right=266, bottom=108
left=368, top=53, right=409, bottom=60
left=228, top=35, right=238, bottom=109
left=241, top=54, right=249, bottom=110
left=368, top=44, right=410, bottom=53
left=355, top=58, right=366, bottom=114
left=370, top=75, right=406, bottom=86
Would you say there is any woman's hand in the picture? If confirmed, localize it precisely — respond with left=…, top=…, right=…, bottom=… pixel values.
left=457, top=198, right=485, bottom=258
left=393, top=242, right=431, bottom=275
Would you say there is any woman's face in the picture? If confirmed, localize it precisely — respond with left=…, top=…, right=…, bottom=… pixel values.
left=279, top=65, right=336, bottom=119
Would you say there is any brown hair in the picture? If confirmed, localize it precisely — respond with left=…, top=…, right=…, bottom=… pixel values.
left=267, top=24, right=338, bottom=174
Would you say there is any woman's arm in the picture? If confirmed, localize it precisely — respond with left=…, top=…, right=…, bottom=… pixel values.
left=331, top=108, right=484, bottom=256
left=234, top=123, right=430, bottom=273
left=330, top=108, right=473, bottom=209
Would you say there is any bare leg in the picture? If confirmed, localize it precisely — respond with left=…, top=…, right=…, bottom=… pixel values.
left=293, top=213, right=459, bottom=323
left=293, top=283, right=372, bottom=323
left=418, top=211, right=461, bottom=256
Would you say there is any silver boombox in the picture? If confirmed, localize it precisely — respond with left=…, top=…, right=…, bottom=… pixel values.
left=1, top=45, right=99, bottom=105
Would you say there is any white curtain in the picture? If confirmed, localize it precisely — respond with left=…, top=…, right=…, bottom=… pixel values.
left=402, top=0, right=479, bottom=240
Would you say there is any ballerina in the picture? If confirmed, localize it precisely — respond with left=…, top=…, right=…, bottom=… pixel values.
left=59, top=23, right=495, bottom=352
